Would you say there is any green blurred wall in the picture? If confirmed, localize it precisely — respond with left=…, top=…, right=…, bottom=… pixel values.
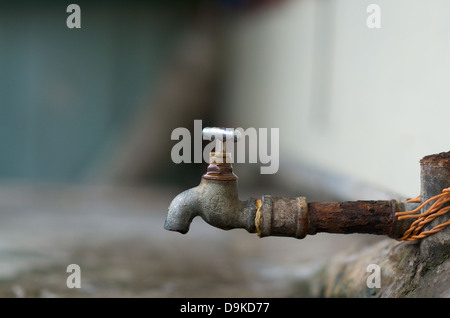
left=0, top=1, right=194, bottom=182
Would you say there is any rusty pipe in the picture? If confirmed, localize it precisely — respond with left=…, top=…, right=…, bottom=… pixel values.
left=419, top=151, right=450, bottom=264
left=164, top=152, right=413, bottom=239
left=256, top=197, right=413, bottom=239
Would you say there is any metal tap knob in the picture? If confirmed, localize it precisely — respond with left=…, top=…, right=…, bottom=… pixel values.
left=202, top=127, right=241, bottom=142
left=202, top=127, right=241, bottom=154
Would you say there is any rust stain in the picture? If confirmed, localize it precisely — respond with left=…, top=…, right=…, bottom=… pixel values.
left=420, top=151, right=450, bottom=167
left=307, top=200, right=408, bottom=238
left=255, top=199, right=263, bottom=237
left=202, top=152, right=238, bottom=181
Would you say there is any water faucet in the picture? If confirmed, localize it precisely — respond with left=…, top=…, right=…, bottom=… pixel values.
left=165, top=127, right=257, bottom=234
left=164, top=127, right=413, bottom=239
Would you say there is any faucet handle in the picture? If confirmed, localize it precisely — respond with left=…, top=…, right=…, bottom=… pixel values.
left=202, top=127, right=241, bottom=143
left=201, top=127, right=239, bottom=180
left=202, top=127, right=241, bottom=155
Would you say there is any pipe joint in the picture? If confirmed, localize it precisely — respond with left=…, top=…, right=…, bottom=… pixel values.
left=256, top=195, right=309, bottom=239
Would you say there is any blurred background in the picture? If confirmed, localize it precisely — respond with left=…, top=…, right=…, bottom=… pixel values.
left=0, top=0, right=448, bottom=297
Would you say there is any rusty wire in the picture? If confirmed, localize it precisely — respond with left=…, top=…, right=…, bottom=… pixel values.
left=395, top=187, right=450, bottom=241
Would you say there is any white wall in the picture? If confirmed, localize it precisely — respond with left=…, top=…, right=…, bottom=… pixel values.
left=222, top=0, right=450, bottom=197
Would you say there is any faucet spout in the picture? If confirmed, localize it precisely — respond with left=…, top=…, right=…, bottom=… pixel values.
left=164, top=179, right=257, bottom=234
left=164, top=187, right=201, bottom=234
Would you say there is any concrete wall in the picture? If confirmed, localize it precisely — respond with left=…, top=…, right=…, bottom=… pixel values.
left=221, top=0, right=450, bottom=197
